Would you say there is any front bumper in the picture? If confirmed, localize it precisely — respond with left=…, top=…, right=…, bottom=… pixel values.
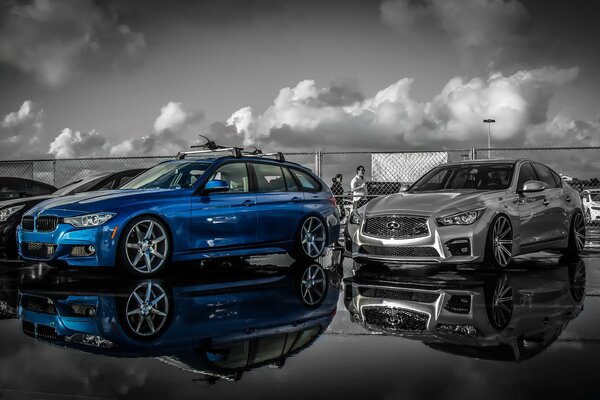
left=344, top=215, right=489, bottom=265
left=17, top=222, right=120, bottom=267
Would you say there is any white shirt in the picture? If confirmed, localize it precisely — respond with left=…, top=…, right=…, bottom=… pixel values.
left=350, top=175, right=367, bottom=202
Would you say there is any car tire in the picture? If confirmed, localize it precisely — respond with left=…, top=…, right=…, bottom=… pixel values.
left=563, top=211, right=586, bottom=257
left=483, top=214, right=513, bottom=269
left=484, top=274, right=513, bottom=330
left=117, top=216, right=171, bottom=276
left=568, top=258, right=586, bottom=302
left=116, top=280, right=172, bottom=341
left=289, top=216, right=327, bottom=261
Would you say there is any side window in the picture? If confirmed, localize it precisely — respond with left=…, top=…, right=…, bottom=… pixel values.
left=291, top=169, right=321, bottom=191
left=253, top=163, right=287, bottom=192
left=533, top=163, right=558, bottom=189
left=209, top=163, right=249, bottom=193
left=282, top=168, right=299, bottom=191
left=0, top=179, right=25, bottom=199
left=517, top=163, right=537, bottom=190
left=549, top=169, right=562, bottom=187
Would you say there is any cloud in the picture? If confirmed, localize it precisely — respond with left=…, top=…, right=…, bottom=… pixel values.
left=0, top=100, right=45, bottom=159
left=46, top=101, right=203, bottom=158
left=0, top=0, right=146, bottom=87
left=380, top=0, right=530, bottom=70
left=224, top=67, right=583, bottom=152
left=153, top=102, right=204, bottom=134
left=48, top=128, right=107, bottom=158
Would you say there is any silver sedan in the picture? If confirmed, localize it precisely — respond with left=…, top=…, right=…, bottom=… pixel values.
left=344, top=159, right=586, bottom=268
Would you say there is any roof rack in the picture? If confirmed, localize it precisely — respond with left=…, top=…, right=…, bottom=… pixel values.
left=241, top=147, right=286, bottom=162
left=176, top=136, right=285, bottom=161
left=176, top=147, right=243, bottom=160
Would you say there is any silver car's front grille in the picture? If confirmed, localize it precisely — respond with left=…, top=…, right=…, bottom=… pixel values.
left=363, top=215, right=428, bottom=238
left=359, top=287, right=440, bottom=303
left=363, top=307, right=428, bottom=332
left=360, top=245, right=439, bottom=257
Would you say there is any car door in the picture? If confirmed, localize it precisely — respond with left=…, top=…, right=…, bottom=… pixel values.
left=191, top=161, right=258, bottom=250
left=532, top=163, right=567, bottom=242
left=514, top=162, right=547, bottom=248
left=253, top=163, right=304, bottom=243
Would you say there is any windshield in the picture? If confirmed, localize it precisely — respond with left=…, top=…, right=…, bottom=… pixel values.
left=54, top=174, right=107, bottom=196
left=410, top=163, right=514, bottom=192
left=120, top=161, right=211, bottom=190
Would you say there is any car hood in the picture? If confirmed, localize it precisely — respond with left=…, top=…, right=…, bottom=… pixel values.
left=26, top=189, right=184, bottom=216
left=364, top=190, right=505, bottom=215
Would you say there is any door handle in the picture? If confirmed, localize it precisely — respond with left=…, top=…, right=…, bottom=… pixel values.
left=291, top=196, right=302, bottom=203
left=543, top=199, right=550, bottom=206
left=242, top=200, right=256, bottom=207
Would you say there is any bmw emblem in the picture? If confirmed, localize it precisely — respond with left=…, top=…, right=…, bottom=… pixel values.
left=387, top=221, right=401, bottom=230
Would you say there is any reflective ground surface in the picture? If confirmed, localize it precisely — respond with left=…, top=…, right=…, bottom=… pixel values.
left=0, top=246, right=599, bottom=399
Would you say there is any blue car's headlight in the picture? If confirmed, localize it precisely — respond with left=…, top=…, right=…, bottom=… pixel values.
left=0, top=205, right=24, bottom=222
left=64, top=213, right=116, bottom=227
left=436, top=208, right=485, bottom=226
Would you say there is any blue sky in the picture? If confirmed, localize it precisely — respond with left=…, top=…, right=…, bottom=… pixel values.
left=1, top=0, right=599, bottom=159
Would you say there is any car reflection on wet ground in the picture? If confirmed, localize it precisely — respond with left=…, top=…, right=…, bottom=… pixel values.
left=0, top=248, right=599, bottom=399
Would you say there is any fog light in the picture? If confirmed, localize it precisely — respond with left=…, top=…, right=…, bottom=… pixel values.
left=437, top=324, right=478, bottom=337
left=445, top=295, right=471, bottom=313
left=70, top=245, right=96, bottom=257
left=445, top=238, right=471, bottom=256
left=70, top=304, right=96, bottom=317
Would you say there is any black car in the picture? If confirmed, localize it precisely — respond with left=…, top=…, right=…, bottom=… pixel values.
left=0, top=177, right=56, bottom=201
left=0, top=169, right=144, bottom=259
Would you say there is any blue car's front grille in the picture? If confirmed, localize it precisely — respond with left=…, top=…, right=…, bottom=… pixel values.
left=36, top=216, right=59, bottom=232
left=22, top=242, right=56, bottom=259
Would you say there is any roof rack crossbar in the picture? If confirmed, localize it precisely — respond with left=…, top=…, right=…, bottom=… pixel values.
left=239, top=151, right=286, bottom=162
left=176, top=147, right=243, bottom=160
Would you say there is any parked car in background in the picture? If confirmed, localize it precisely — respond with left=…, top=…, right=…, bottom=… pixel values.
left=17, top=149, right=340, bottom=275
left=0, top=169, right=144, bottom=259
left=581, top=189, right=600, bottom=223
left=345, top=159, right=585, bottom=269
left=0, top=177, right=56, bottom=201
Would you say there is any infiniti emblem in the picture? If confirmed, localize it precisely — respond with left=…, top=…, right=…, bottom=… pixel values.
left=386, top=221, right=401, bottom=230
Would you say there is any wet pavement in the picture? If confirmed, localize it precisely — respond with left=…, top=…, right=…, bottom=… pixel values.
left=0, top=247, right=599, bottom=399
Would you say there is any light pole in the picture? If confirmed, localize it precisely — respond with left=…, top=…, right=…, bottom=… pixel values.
left=483, top=119, right=495, bottom=158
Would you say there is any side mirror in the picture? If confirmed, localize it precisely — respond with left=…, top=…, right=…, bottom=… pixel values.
left=204, top=179, right=229, bottom=193
left=399, top=184, right=410, bottom=192
left=520, top=180, right=546, bottom=193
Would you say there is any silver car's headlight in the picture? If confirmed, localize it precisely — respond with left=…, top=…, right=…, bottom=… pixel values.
left=64, top=213, right=116, bottom=227
left=436, top=208, right=485, bottom=226
left=0, top=205, right=24, bottom=222
left=349, top=210, right=363, bottom=225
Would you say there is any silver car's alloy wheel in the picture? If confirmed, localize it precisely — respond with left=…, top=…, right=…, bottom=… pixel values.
left=492, top=216, right=513, bottom=268
left=490, top=276, right=513, bottom=330
left=301, top=217, right=326, bottom=258
left=125, top=219, right=169, bottom=274
left=585, top=209, right=591, bottom=224
left=125, top=281, right=169, bottom=337
left=300, top=264, right=327, bottom=306
left=573, top=213, right=586, bottom=252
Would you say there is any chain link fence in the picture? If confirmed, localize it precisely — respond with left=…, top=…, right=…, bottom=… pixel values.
left=2, top=146, right=600, bottom=231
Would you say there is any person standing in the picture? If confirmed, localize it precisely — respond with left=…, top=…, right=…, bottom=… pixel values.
left=351, top=165, right=368, bottom=209
left=331, top=174, right=346, bottom=219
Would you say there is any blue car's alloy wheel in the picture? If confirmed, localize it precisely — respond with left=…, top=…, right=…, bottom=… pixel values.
left=120, top=217, right=170, bottom=276
left=293, top=216, right=327, bottom=260
left=299, top=264, right=327, bottom=306
left=121, top=281, right=170, bottom=340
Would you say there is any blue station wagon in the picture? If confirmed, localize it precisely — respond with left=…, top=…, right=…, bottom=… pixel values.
left=17, top=148, right=340, bottom=275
